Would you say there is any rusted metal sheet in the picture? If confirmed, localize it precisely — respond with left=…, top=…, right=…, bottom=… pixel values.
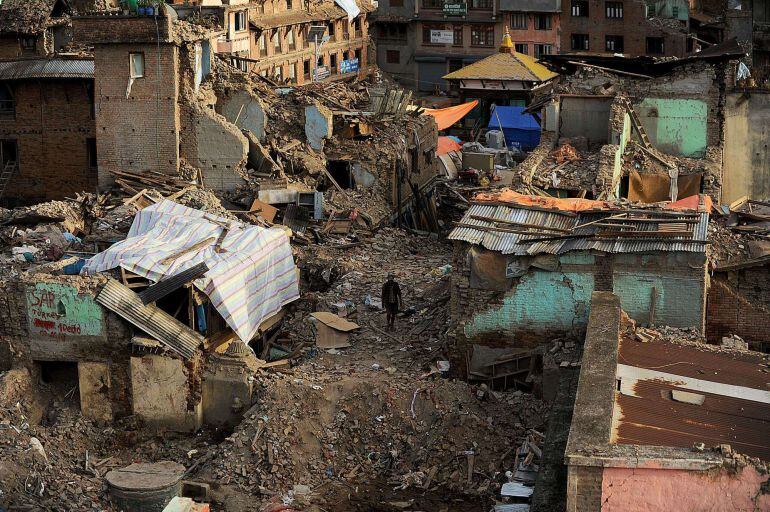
left=614, top=336, right=770, bottom=461
left=0, top=58, right=94, bottom=80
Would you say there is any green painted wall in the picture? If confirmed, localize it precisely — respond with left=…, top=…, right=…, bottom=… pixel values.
left=26, top=282, right=104, bottom=339
left=649, top=0, right=689, bottom=20
left=636, top=99, right=708, bottom=157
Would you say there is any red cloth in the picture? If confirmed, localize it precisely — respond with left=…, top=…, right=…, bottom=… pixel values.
left=437, top=136, right=462, bottom=155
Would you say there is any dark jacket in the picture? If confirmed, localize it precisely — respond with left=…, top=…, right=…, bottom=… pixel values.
left=382, top=280, right=401, bottom=308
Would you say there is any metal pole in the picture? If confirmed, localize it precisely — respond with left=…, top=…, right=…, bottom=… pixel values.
left=314, top=34, right=319, bottom=82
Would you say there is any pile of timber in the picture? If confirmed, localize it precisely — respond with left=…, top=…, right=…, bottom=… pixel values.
left=110, top=170, right=201, bottom=196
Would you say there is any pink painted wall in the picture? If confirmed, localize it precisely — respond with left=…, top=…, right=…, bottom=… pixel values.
left=602, top=466, right=770, bottom=512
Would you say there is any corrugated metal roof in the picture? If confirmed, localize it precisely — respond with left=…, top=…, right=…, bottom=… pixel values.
left=0, top=58, right=94, bottom=80
left=443, top=51, right=557, bottom=82
left=97, top=279, right=203, bottom=360
left=613, top=336, right=770, bottom=461
left=448, top=204, right=708, bottom=255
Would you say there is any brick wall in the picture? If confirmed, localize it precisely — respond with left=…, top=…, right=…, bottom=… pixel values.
left=72, top=15, right=173, bottom=44
left=559, top=0, right=687, bottom=57
left=0, top=79, right=96, bottom=206
left=93, top=42, right=181, bottom=187
left=706, top=270, right=770, bottom=350
left=566, top=465, right=604, bottom=512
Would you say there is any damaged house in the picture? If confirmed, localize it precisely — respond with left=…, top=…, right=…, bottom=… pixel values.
left=565, top=291, right=770, bottom=511
left=0, top=200, right=299, bottom=432
left=517, top=44, right=743, bottom=204
left=448, top=191, right=710, bottom=367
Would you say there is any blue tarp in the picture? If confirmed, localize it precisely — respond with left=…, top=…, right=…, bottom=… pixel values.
left=488, top=105, right=541, bottom=151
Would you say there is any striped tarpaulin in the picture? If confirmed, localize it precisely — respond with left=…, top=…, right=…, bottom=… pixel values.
left=82, top=200, right=299, bottom=343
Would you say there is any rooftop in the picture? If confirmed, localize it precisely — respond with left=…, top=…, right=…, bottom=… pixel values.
left=0, top=57, right=93, bottom=80
left=613, top=334, right=770, bottom=461
left=443, top=50, right=557, bottom=83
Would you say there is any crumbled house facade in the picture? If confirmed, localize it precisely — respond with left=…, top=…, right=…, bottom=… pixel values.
left=0, top=201, right=299, bottom=433
left=169, top=0, right=254, bottom=63
left=0, top=0, right=97, bottom=206
left=565, top=292, right=770, bottom=512
left=248, top=0, right=373, bottom=84
left=447, top=196, right=710, bottom=370
left=519, top=53, right=738, bottom=203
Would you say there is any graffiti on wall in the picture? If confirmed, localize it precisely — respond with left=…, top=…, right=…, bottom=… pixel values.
left=27, top=282, right=104, bottom=339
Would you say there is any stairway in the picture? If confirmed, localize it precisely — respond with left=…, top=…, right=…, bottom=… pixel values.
left=617, top=96, right=652, bottom=149
left=0, top=160, right=17, bottom=201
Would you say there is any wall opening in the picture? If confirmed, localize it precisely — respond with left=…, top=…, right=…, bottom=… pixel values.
left=36, top=360, right=80, bottom=411
left=327, top=160, right=354, bottom=189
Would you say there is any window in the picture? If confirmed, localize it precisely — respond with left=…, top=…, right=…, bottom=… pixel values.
left=571, top=0, right=589, bottom=16
left=287, top=28, right=296, bottom=50
left=646, top=3, right=655, bottom=16
left=534, top=14, right=551, bottom=29
left=272, top=30, right=281, bottom=52
left=470, top=0, right=493, bottom=9
left=0, top=140, right=18, bottom=173
left=129, top=52, right=145, bottom=78
left=423, top=23, right=446, bottom=44
left=353, top=18, right=361, bottom=34
left=386, top=49, right=400, bottom=63
left=286, top=0, right=293, bottom=9
left=330, top=53, right=338, bottom=73
left=672, top=5, right=679, bottom=16
left=510, top=13, right=527, bottom=29
left=328, top=21, right=336, bottom=38
left=422, top=0, right=443, bottom=7
left=274, top=65, right=283, bottom=81
left=646, top=36, right=664, bottom=54
left=258, top=2, right=265, bottom=14
left=289, top=62, right=297, bottom=82
left=605, top=1, right=623, bottom=18
left=258, top=33, right=268, bottom=56
left=21, top=37, right=36, bottom=52
left=571, top=33, right=589, bottom=50
left=470, top=25, right=495, bottom=46
left=534, top=43, right=552, bottom=58
left=390, top=0, right=404, bottom=5
left=453, top=24, right=463, bottom=45
left=515, top=43, right=528, bottom=54
left=605, top=35, right=624, bottom=52
left=354, top=48, right=361, bottom=63
left=87, top=138, right=97, bottom=170
left=234, top=11, right=247, bottom=32
left=303, top=59, right=311, bottom=78
left=0, top=83, right=14, bottom=120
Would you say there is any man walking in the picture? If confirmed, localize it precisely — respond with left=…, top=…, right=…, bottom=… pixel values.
left=382, top=273, right=402, bottom=330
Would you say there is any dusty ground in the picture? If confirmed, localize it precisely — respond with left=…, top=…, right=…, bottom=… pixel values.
left=0, top=228, right=549, bottom=512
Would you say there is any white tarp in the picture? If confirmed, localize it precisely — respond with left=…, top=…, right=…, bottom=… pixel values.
left=82, top=200, right=299, bottom=343
left=335, top=0, right=360, bottom=21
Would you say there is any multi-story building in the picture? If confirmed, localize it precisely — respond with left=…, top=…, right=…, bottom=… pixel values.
left=373, top=0, right=507, bottom=92
left=559, top=0, right=691, bottom=57
left=499, top=0, right=561, bottom=58
left=169, top=0, right=254, bottom=65
left=248, top=0, right=374, bottom=84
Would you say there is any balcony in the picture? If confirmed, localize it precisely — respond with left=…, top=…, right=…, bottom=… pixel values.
left=217, top=33, right=250, bottom=54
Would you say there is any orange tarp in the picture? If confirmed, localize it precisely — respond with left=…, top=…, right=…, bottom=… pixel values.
left=423, top=100, right=479, bottom=131
left=473, top=189, right=614, bottom=212
left=437, top=136, right=462, bottom=156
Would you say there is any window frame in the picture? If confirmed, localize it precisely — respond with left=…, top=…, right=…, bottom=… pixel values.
left=515, top=43, right=528, bottom=54
left=605, top=1, right=624, bottom=18
left=571, top=0, right=589, bottom=16
left=470, top=24, right=495, bottom=47
left=534, top=14, right=551, bottom=30
left=453, top=24, right=464, bottom=46
left=510, top=12, right=528, bottom=30
left=233, top=11, right=247, bottom=32
left=646, top=36, right=665, bottom=54
left=605, top=35, right=624, bottom=52
left=129, top=52, right=145, bottom=79
left=570, top=33, right=589, bottom=50
left=534, top=43, right=552, bottom=58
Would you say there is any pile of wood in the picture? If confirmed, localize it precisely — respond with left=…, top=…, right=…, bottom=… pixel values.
left=110, top=169, right=201, bottom=197
left=728, top=197, right=770, bottom=238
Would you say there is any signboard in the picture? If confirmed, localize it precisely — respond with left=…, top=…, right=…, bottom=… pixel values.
left=340, top=58, right=360, bottom=74
left=430, top=30, right=454, bottom=44
left=314, top=65, right=330, bottom=81
left=27, top=282, right=104, bottom=339
left=443, top=2, right=467, bottom=15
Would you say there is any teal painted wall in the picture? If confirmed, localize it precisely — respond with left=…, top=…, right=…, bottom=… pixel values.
left=636, top=99, right=708, bottom=157
left=648, top=0, right=689, bottom=20
left=463, top=251, right=705, bottom=340
left=26, top=282, right=104, bottom=339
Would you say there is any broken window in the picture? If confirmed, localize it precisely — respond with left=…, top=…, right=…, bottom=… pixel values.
left=606, top=1, right=623, bottom=18
left=534, top=14, right=551, bottom=30
left=0, top=140, right=18, bottom=173
left=534, top=43, right=552, bottom=58
left=646, top=36, right=664, bottom=54
left=21, top=37, right=36, bottom=53
left=571, top=33, right=589, bottom=50
left=571, top=0, right=589, bottom=16
left=87, top=138, right=97, bottom=170
left=605, top=35, right=624, bottom=52
left=327, top=160, right=354, bottom=189
left=386, top=50, right=400, bottom=64
left=510, top=12, right=527, bottom=29
left=129, top=52, right=145, bottom=79
left=515, top=43, right=528, bottom=54
left=0, top=83, right=14, bottom=120
left=234, top=11, right=247, bottom=32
